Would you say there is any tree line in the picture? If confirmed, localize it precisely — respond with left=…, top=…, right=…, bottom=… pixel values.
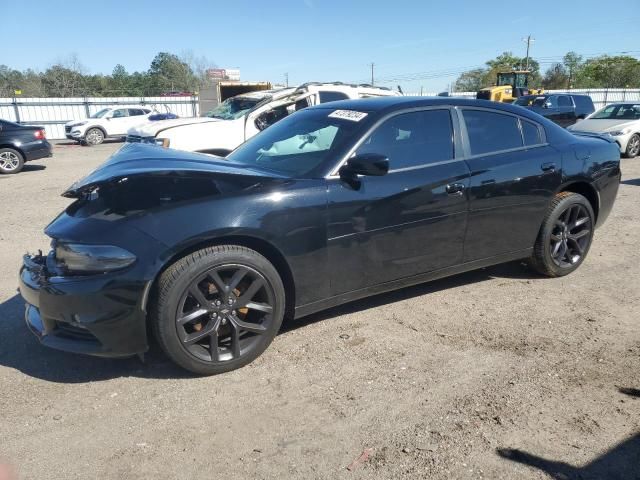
left=454, top=51, right=640, bottom=92
left=0, top=52, right=213, bottom=98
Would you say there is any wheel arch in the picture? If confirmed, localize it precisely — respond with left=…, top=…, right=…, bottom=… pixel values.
left=0, top=144, right=25, bottom=159
left=557, top=180, right=600, bottom=222
left=146, top=235, right=296, bottom=320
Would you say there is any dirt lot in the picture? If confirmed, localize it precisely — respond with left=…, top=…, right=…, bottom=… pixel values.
left=0, top=141, right=638, bottom=480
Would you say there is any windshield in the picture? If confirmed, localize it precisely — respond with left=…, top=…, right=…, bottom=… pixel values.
left=591, top=104, right=640, bottom=120
left=90, top=108, right=111, bottom=118
left=226, top=108, right=367, bottom=177
left=515, top=96, right=548, bottom=107
left=206, top=97, right=262, bottom=120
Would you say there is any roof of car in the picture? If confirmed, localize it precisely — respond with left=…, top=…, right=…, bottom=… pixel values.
left=308, top=96, right=541, bottom=116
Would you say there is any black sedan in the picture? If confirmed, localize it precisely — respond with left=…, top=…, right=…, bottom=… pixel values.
left=0, top=120, right=52, bottom=174
left=19, top=98, right=621, bottom=375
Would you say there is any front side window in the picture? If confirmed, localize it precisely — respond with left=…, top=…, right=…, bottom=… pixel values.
left=356, top=110, right=454, bottom=169
left=463, top=110, right=523, bottom=156
left=226, top=108, right=366, bottom=177
left=112, top=109, right=128, bottom=118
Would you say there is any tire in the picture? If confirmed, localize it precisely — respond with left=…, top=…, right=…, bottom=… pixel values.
left=151, top=245, right=285, bottom=375
left=530, top=192, right=595, bottom=277
left=83, top=128, right=105, bottom=146
left=624, top=133, right=640, bottom=158
left=0, top=148, right=25, bottom=174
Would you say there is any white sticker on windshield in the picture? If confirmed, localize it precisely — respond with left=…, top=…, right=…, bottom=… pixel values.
left=328, top=110, right=368, bottom=122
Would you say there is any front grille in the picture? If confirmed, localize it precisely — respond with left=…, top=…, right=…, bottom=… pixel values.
left=54, top=321, right=100, bottom=343
left=65, top=126, right=71, bottom=133
left=126, top=135, right=143, bottom=143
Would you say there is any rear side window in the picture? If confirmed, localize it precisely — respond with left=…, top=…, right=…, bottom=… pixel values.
left=356, top=109, right=454, bottom=169
left=557, top=96, right=572, bottom=107
left=318, top=91, right=350, bottom=103
left=462, top=110, right=522, bottom=156
left=128, top=108, right=145, bottom=116
left=572, top=96, right=594, bottom=112
left=521, top=120, right=542, bottom=146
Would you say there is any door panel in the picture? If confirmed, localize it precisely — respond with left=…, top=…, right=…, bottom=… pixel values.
left=463, top=146, right=561, bottom=260
left=327, top=161, right=470, bottom=295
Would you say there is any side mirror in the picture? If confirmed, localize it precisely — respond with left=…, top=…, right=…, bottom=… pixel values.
left=255, top=112, right=272, bottom=131
left=543, top=101, right=552, bottom=109
left=340, top=153, right=389, bottom=178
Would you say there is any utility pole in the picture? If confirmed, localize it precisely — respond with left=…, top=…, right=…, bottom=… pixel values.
left=370, top=62, right=375, bottom=85
left=522, top=35, right=535, bottom=70
left=284, top=73, right=289, bottom=87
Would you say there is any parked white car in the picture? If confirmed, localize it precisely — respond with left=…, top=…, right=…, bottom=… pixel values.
left=126, top=83, right=400, bottom=155
left=65, top=106, right=155, bottom=146
left=568, top=103, right=640, bottom=158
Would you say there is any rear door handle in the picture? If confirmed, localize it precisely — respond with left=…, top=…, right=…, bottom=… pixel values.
left=541, top=162, right=557, bottom=172
left=446, top=183, right=465, bottom=195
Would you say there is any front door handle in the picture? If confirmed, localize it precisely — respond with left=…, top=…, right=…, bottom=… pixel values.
left=541, top=162, right=557, bottom=173
left=446, top=183, right=465, bottom=195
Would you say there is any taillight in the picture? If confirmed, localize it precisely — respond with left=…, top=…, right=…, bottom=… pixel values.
left=34, top=129, right=46, bottom=140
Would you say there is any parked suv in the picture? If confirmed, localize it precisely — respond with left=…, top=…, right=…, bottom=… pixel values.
left=126, top=82, right=400, bottom=155
left=514, top=94, right=595, bottom=127
left=0, top=119, right=52, bottom=174
left=65, top=106, right=155, bottom=146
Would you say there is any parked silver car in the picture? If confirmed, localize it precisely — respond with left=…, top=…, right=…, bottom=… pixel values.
left=568, top=103, right=640, bottom=157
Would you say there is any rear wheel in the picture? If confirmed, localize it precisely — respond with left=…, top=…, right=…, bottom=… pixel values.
left=83, top=128, right=104, bottom=146
left=151, top=245, right=285, bottom=375
left=0, top=148, right=24, bottom=174
left=624, top=133, right=640, bottom=158
left=530, top=192, right=594, bottom=277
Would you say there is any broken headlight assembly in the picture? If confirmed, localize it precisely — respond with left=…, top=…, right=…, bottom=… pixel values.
left=54, top=242, right=136, bottom=275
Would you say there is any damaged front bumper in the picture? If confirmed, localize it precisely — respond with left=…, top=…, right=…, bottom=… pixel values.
left=19, top=251, right=149, bottom=358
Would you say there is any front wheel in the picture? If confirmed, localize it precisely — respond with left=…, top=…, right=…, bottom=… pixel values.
left=624, top=133, right=640, bottom=158
left=83, top=128, right=104, bottom=146
left=151, top=245, right=285, bottom=375
left=530, top=192, right=595, bottom=277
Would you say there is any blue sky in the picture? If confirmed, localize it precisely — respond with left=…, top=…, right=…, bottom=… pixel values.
left=3, top=0, right=639, bottom=93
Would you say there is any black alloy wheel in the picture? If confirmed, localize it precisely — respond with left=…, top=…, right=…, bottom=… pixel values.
left=176, top=264, right=275, bottom=363
left=152, top=245, right=285, bottom=375
left=530, top=191, right=595, bottom=277
left=549, top=203, right=592, bottom=268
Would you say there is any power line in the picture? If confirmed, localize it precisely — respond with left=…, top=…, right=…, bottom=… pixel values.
left=355, top=49, right=640, bottom=85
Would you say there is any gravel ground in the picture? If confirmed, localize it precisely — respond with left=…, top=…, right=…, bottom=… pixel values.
left=0, top=141, right=638, bottom=480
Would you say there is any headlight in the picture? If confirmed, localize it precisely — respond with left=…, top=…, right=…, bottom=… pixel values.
left=608, top=128, right=630, bottom=136
left=155, top=138, right=170, bottom=148
left=70, top=121, right=87, bottom=128
left=54, top=242, right=136, bottom=274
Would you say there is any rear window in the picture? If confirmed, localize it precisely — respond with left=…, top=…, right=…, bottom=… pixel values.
left=462, top=110, right=523, bottom=155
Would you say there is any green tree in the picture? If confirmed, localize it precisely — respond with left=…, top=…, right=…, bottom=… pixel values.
left=575, top=55, right=640, bottom=88
left=454, top=68, right=486, bottom=92
left=542, top=64, right=569, bottom=89
left=148, top=52, right=197, bottom=94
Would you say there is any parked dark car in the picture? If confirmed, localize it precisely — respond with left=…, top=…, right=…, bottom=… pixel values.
left=0, top=120, right=52, bottom=174
left=514, top=94, right=595, bottom=127
left=19, top=97, right=620, bottom=375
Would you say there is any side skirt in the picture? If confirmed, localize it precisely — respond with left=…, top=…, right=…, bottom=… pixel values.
left=293, top=248, right=533, bottom=319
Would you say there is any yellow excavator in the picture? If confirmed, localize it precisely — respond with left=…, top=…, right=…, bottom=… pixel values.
left=476, top=70, right=544, bottom=103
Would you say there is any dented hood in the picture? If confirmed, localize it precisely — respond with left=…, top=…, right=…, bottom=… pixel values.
left=63, top=143, right=286, bottom=198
